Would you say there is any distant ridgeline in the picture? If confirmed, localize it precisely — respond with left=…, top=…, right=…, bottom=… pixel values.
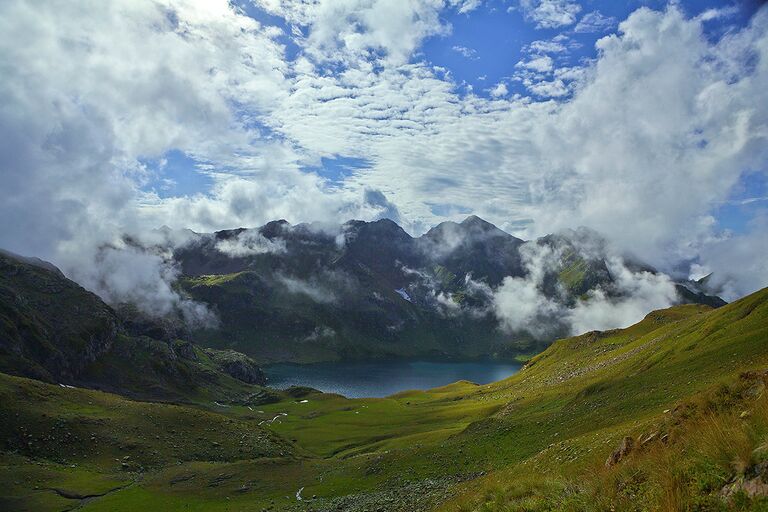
left=172, top=216, right=725, bottom=364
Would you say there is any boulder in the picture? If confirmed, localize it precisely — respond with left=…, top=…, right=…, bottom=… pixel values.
left=605, top=436, right=634, bottom=468
left=721, top=462, right=768, bottom=499
left=206, top=349, right=266, bottom=385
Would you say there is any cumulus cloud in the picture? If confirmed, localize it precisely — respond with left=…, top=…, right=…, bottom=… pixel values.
left=492, top=243, right=564, bottom=338
left=66, top=242, right=218, bottom=328
left=526, top=79, right=569, bottom=97
left=567, top=258, right=678, bottom=334
left=519, top=0, right=582, bottom=29
left=490, top=82, right=509, bottom=97
left=516, top=54, right=554, bottom=72
left=252, top=0, right=451, bottom=64
left=529, top=6, right=768, bottom=271
left=693, top=215, right=768, bottom=300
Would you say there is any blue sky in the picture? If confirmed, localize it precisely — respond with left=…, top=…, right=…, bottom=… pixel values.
left=422, top=0, right=757, bottom=97
left=137, top=0, right=766, bottom=237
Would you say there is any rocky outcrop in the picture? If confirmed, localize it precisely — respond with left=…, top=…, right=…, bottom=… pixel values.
left=205, top=349, right=267, bottom=385
left=116, top=303, right=188, bottom=342
left=605, top=436, right=635, bottom=467
left=721, top=462, right=768, bottom=500
left=173, top=341, right=198, bottom=361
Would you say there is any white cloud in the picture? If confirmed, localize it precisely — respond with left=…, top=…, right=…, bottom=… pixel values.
left=492, top=243, right=564, bottom=338
left=453, top=45, right=479, bottom=59
left=574, top=10, right=617, bottom=33
left=694, top=214, right=768, bottom=300
left=450, top=0, right=483, bottom=14
left=567, top=258, right=678, bottom=334
left=525, top=39, right=567, bottom=54
left=251, top=0, right=450, bottom=65
left=527, top=79, right=569, bottom=97
left=0, top=0, right=290, bottom=323
left=516, top=54, right=554, bottom=72
left=490, top=82, right=509, bottom=97
left=697, top=6, right=740, bottom=23
left=65, top=242, right=218, bottom=328
left=519, top=0, right=582, bottom=29
left=215, top=230, right=287, bottom=257
left=492, top=240, right=679, bottom=337
left=278, top=274, right=338, bottom=303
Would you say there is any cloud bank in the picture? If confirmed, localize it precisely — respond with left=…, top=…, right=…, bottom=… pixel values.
left=492, top=240, right=679, bottom=338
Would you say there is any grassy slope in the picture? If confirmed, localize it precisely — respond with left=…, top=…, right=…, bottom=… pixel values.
left=438, top=288, right=768, bottom=510
left=0, top=373, right=295, bottom=511
left=1, top=288, right=766, bottom=511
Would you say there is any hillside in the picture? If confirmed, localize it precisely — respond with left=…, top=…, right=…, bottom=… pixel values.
left=173, top=217, right=724, bottom=364
left=1, top=283, right=765, bottom=510
left=0, top=251, right=275, bottom=404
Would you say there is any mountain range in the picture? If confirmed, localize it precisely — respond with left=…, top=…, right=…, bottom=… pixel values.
left=168, top=216, right=725, bottom=363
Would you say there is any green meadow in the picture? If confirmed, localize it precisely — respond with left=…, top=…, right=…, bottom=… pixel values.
left=2, top=287, right=767, bottom=511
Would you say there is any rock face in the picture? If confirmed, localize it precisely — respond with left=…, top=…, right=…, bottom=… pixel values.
left=174, top=341, right=198, bottom=361
left=605, top=436, right=635, bottom=467
left=0, top=252, right=119, bottom=382
left=206, top=349, right=267, bottom=385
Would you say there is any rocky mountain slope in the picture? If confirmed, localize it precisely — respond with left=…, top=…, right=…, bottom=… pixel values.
left=0, top=251, right=272, bottom=403
left=172, top=216, right=724, bottom=363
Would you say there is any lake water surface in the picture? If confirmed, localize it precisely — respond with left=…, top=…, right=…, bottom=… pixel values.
left=264, top=360, right=522, bottom=398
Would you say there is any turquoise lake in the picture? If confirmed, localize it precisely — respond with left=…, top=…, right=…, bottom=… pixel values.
left=263, top=360, right=522, bottom=398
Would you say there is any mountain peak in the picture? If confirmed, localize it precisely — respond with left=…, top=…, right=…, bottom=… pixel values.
left=260, top=219, right=291, bottom=238
left=344, top=217, right=412, bottom=240
left=460, top=214, right=487, bottom=226
left=459, top=215, right=517, bottom=239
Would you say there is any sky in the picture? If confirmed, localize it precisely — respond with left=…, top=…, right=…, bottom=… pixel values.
left=0, top=0, right=767, bottom=313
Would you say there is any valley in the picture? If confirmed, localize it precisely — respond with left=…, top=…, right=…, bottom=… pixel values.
left=1, top=242, right=766, bottom=510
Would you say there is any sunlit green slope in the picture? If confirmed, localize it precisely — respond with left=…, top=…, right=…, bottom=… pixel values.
left=1, top=287, right=766, bottom=511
